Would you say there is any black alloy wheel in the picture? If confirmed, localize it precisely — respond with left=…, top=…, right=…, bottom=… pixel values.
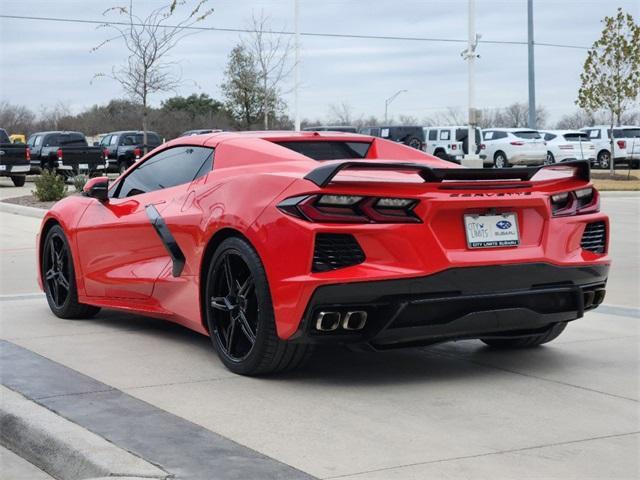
left=209, top=251, right=258, bottom=361
left=42, top=225, right=101, bottom=318
left=204, top=237, right=312, bottom=375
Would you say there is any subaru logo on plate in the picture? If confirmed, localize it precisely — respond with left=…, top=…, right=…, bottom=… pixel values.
left=496, top=220, right=512, bottom=230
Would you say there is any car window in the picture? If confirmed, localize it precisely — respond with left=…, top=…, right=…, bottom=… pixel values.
left=483, top=131, right=494, bottom=140
left=110, top=135, right=118, bottom=145
left=113, top=146, right=214, bottom=198
left=587, top=129, right=600, bottom=139
left=513, top=131, right=541, bottom=139
left=544, top=133, right=557, bottom=141
left=100, top=135, right=111, bottom=146
left=380, top=128, right=390, bottom=138
left=613, top=128, right=640, bottom=138
left=439, top=130, right=450, bottom=141
left=563, top=133, right=589, bottom=142
left=428, top=130, right=437, bottom=141
left=29, top=135, right=43, bottom=147
left=274, top=141, right=371, bottom=161
left=0, top=129, right=10, bottom=144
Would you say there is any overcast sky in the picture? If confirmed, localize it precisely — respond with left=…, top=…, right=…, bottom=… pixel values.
left=1, top=0, right=638, bottom=124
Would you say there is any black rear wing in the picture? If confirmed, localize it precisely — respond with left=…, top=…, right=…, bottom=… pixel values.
left=304, top=160, right=590, bottom=187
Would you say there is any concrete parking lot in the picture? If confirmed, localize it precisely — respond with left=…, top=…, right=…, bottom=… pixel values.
left=0, top=181, right=638, bottom=479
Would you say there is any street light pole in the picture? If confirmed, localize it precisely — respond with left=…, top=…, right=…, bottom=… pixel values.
left=293, top=0, right=300, bottom=131
left=527, top=0, right=536, bottom=129
left=462, top=0, right=482, bottom=167
left=384, top=89, right=407, bottom=123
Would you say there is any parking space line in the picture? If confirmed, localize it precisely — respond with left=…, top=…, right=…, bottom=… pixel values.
left=0, top=340, right=316, bottom=480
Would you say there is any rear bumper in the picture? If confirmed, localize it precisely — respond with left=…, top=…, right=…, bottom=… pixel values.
left=0, top=163, right=30, bottom=175
left=509, top=153, right=547, bottom=165
left=291, top=263, right=609, bottom=348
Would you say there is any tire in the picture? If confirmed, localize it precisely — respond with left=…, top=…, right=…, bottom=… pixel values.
left=11, top=175, right=26, bottom=187
left=597, top=151, right=611, bottom=170
left=545, top=151, right=555, bottom=165
left=434, top=149, right=448, bottom=161
left=118, top=161, right=128, bottom=175
left=494, top=151, right=509, bottom=168
left=481, top=322, right=567, bottom=348
left=407, top=137, right=422, bottom=150
left=204, top=237, right=313, bottom=375
left=42, top=225, right=101, bottom=319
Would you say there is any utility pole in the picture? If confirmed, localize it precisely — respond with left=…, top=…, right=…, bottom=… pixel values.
left=461, top=0, right=481, bottom=167
left=527, top=0, right=536, bottom=129
left=384, top=89, right=407, bottom=123
left=293, top=0, right=300, bottom=131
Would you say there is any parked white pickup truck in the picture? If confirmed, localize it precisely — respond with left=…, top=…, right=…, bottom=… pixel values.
left=581, top=125, right=640, bottom=169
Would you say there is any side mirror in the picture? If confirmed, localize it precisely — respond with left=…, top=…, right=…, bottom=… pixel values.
left=83, top=176, right=109, bottom=202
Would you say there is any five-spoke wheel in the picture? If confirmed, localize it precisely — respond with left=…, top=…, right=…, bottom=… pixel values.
left=205, top=237, right=312, bottom=375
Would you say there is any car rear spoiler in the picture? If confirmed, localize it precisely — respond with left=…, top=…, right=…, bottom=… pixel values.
left=303, top=159, right=590, bottom=187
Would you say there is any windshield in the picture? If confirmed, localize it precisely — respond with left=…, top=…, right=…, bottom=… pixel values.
left=513, top=131, right=541, bottom=139
left=563, top=133, right=590, bottom=142
left=274, top=141, right=371, bottom=161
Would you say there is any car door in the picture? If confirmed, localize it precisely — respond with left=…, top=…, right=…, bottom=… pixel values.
left=75, top=145, right=214, bottom=299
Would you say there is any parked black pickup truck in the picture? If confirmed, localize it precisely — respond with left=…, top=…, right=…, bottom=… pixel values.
left=27, top=131, right=105, bottom=175
left=100, top=130, right=162, bottom=174
left=0, top=128, right=30, bottom=186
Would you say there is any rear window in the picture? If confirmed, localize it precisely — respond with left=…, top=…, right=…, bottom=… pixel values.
left=54, top=133, right=86, bottom=146
left=274, top=141, right=371, bottom=161
left=563, top=133, right=589, bottom=142
left=613, top=128, right=640, bottom=138
left=0, top=129, right=9, bottom=143
left=513, top=131, right=541, bottom=139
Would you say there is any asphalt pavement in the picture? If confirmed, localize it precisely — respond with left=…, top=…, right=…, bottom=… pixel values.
left=0, top=181, right=638, bottom=479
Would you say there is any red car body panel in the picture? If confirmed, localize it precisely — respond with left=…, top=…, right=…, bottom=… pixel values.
left=37, top=131, right=610, bottom=342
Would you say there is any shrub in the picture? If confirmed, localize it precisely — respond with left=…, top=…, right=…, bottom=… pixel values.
left=33, top=170, right=68, bottom=202
left=72, top=174, right=89, bottom=192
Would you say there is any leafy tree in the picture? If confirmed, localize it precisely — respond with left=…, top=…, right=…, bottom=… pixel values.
left=162, top=93, right=224, bottom=119
left=221, top=44, right=281, bottom=129
left=93, top=0, right=214, bottom=152
left=577, top=8, right=640, bottom=172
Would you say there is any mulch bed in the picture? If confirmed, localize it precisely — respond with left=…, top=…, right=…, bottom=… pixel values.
left=2, top=194, right=68, bottom=210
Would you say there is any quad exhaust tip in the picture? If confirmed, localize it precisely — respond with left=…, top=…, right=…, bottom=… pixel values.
left=342, top=311, right=368, bottom=330
left=315, top=311, right=367, bottom=332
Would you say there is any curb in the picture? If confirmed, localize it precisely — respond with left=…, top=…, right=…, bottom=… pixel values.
left=0, top=201, right=46, bottom=219
left=0, top=386, right=169, bottom=480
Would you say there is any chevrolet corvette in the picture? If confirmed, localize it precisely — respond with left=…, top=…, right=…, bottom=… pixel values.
left=37, top=131, right=610, bottom=375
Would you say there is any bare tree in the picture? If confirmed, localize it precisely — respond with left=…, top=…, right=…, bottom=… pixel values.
left=38, top=102, right=72, bottom=130
left=243, top=11, right=293, bottom=129
left=328, top=102, right=357, bottom=125
left=0, top=101, right=36, bottom=134
left=93, top=0, right=214, bottom=151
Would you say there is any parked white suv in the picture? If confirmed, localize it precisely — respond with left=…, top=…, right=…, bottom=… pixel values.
left=539, top=130, right=595, bottom=165
left=581, top=125, right=640, bottom=169
left=481, top=128, right=546, bottom=168
left=423, top=126, right=481, bottom=163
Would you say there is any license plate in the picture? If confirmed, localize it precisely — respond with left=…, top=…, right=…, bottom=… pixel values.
left=11, top=165, right=29, bottom=173
left=79, top=163, right=89, bottom=170
left=464, top=212, right=520, bottom=248
left=0, top=165, right=5, bottom=171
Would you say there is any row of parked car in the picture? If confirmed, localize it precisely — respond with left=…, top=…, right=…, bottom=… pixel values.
left=308, top=124, right=640, bottom=169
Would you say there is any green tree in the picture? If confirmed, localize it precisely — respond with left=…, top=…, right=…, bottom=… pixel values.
left=221, top=44, right=281, bottom=129
left=577, top=8, right=640, bottom=172
left=162, top=93, right=224, bottom=119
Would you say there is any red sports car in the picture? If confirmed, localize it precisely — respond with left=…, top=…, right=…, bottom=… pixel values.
left=37, top=131, right=610, bottom=375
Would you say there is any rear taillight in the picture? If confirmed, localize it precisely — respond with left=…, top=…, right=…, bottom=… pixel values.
left=103, top=148, right=109, bottom=160
left=617, top=140, right=626, bottom=149
left=26, top=148, right=31, bottom=161
left=510, top=141, right=524, bottom=146
left=451, top=144, right=457, bottom=150
left=551, top=187, right=599, bottom=217
left=134, top=147, right=142, bottom=159
left=56, top=148, right=63, bottom=161
left=480, top=144, right=486, bottom=150
left=278, top=194, right=420, bottom=223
